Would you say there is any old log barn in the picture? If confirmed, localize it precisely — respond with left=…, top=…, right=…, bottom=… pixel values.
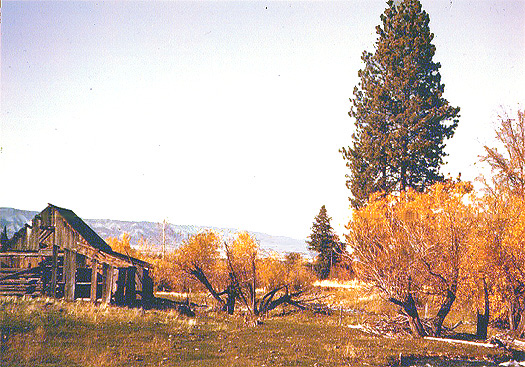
left=0, top=204, right=153, bottom=307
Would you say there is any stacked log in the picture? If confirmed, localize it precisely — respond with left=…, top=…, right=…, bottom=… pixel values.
left=0, top=267, right=42, bottom=296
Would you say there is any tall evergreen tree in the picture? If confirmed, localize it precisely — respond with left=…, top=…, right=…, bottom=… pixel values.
left=307, top=205, right=339, bottom=279
left=341, top=0, right=460, bottom=208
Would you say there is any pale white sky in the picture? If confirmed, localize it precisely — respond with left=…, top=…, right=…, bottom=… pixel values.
left=1, top=1, right=524, bottom=241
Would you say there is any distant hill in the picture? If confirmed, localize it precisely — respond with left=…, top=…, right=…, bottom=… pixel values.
left=0, top=208, right=38, bottom=237
left=0, top=207, right=309, bottom=255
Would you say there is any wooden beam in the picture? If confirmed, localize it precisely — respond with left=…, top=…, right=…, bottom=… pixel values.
left=90, top=258, right=98, bottom=303
left=61, top=248, right=69, bottom=284
left=135, top=266, right=143, bottom=293
left=49, top=245, right=58, bottom=297
left=0, top=252, right=50, bottom=257
left=142, top=268, right=154, bottom=307
left=64, top=249, right=76, bottom=301
left=40, top=254, right=47, bottom=296
left=102, top=263, right=114, bottom=304
left=0, top=267, right=40, bottom=282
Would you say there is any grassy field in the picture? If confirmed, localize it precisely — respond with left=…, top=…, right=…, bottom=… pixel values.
left=0, top=285, right=510, bottom=367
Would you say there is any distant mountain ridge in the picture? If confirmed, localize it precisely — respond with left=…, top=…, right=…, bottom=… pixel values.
left=0, top=207, right=309, bottom=255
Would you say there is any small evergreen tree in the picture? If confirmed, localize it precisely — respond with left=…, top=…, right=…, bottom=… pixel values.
left=307, top=205, right=339, bottom=279
left=1, top=226, right=9, bottom=252
left=341, top=0, right=460, bottom=208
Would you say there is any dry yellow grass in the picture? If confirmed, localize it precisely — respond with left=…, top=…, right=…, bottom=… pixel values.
left=0, top=294, right=509, bottom=367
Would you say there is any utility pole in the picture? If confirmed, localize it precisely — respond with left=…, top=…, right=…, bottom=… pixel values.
left=162, top=219, right=166, bottom=258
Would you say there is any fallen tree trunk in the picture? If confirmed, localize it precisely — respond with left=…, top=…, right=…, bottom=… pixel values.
left=257, top=287, right=305, bottom=315
left=424, top=337, right=495, bottom=349
left=490, top=334, right=525, bottom=353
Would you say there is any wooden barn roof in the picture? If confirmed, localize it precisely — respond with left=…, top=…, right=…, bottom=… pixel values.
left=48, top=204, right=150, bottom=268
left=50, top=204, right=113, bottom=253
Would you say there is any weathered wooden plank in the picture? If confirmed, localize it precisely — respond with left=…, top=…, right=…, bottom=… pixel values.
left=0, top=252, right=47, bottom=257
left=64, top=249, right=77, bottom=301
left=135, top=267, right=143, bottom=293
left=0, top=284, right=37, bottom=290
left=142, top=268, right=154, bottom=307
left=0, top=286, right=42, bottom=295
left=0, top=268, right=28, bottom=273
left=49, top=245, right=58, bottom=297
left=102, top=264, right=114, bottom=304
left=0, top=267, right=40, bottom=282
left=90, top=258, right=98, bottom=303
left=69, top=250, right=77, bottom=301
left=62, top=248, right=70, bottom=297
left=0, top=278, right=39, bottom=284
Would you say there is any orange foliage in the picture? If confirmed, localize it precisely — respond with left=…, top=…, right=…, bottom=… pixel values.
left=106, top=233, right=147, bottom=261
left=346, top=180, right=475, bottom=335
left=470, top=191, right=525, bottom=327
left=258, top=252, right=314, bottom=292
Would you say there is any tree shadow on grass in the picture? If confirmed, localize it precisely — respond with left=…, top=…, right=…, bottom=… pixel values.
left=389, top=355, right=500, bottom=367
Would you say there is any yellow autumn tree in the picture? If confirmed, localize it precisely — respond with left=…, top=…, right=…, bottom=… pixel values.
left=258, top=252, right=314, bottom=293
left=346, top=180, right=475, bottom=337
left=106, top=233, right=144, bottom=260
left=482, top=109, right=525, bottom=196
left=455, top=201, right=492, bottom=339
left=283, top=252, right=315, bottom=292
left=173, top=231, right=309, bottom=315
left=225, top=232, right=311, bottom=315
left=148, top=252, right=195, bottom=292
left=258, top=253, right=287, bottom=290
left=411, top=181, right=476, bottom=336
left=225, top=231, right=259, bottom=313
left=173, top=230, right=227, bottom=308
left=474, top=188, right=525, bottom=334
left=474, top=109, right=525, bottom=335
